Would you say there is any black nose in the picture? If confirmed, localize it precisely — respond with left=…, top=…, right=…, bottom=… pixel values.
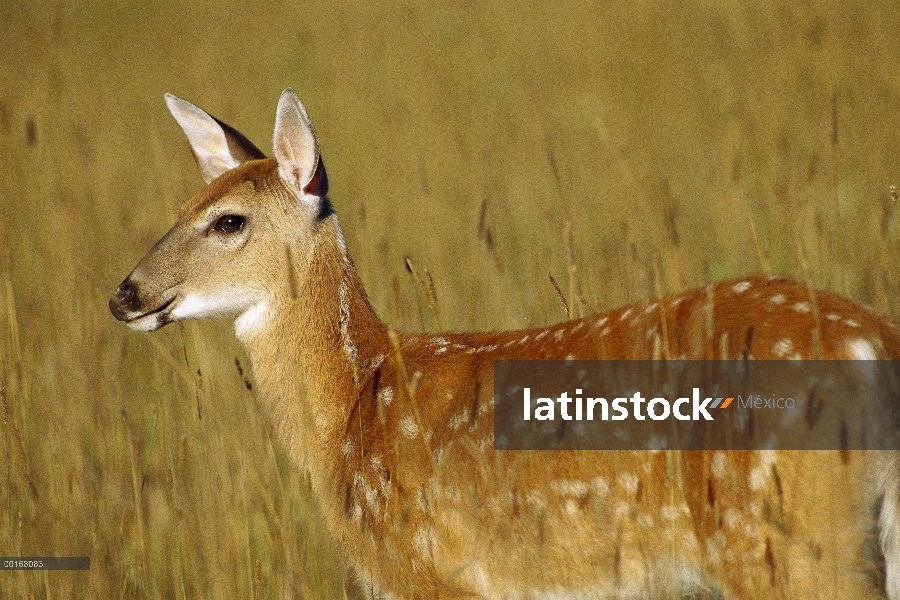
left=116, top=281, right=136, bottom=305
left=109, top=280, right=138, bottom=321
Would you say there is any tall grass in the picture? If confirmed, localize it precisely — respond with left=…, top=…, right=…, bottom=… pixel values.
left=2, top=0, right=900, bottom=597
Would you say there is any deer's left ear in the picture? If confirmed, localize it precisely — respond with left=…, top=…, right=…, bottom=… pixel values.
left=165, top=93, right=265, bottom=184
left=273, top=88, right=328, bottom=205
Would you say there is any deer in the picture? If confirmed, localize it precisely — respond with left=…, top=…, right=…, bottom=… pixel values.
left=110, top=88, right=900, bottom=599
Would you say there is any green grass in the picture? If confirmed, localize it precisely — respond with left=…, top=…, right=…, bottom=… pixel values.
left=2, top=0, right=900, bottom=597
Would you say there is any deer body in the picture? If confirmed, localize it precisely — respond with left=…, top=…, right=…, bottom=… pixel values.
left=111, top=90, right=900, bottom=599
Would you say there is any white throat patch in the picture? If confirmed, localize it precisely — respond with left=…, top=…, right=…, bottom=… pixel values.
left=235, top=301, right=272, bottom=340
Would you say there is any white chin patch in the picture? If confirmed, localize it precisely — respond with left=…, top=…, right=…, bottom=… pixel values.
left=169, top=292, right=257, bottom=322
left=126, top=313, right=167, bottom=332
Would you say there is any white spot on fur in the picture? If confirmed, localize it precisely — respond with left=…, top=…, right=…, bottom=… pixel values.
left=772, top=338, right=793, bottom=358
left=844, top=318, right=861, bottom=328
left=551, top=480, right=589, bottom=497
left=381, top=386, right=394, bottom=406
left=733, top=281, right=751, bottom=293
left=535, top=331, right=549, bottom=341
left=792, top=301, right=811, bottom=313
left=706, top=535, right=724, bottom=566
left=503, top=340, right=515, bottom=349
left=571, top=321, right=584, bottom=332
left=619, top=308, right=633, bottom=322
left=683, top=531, right=700, bottom=552
left=377, top=479, right=392, bottom=504
left=341, top=439, right=354, bottom=460
left=711, top=452, right=727, bottom=479
left=748, top=468, right=766, bottom=491
left=724, top=508, right=742, bottom=529
left=614, top=500, right=632, bottom=520
left=517, top=335, right=530, bottom=345
left=748, top=451, right=777, bottom=491
left=553, top=329, right=565, bottom=342
left=478, top=397, right=494, bottom=416
left=645, top=303, right=659, bottom=313
left=618, top=473, right=639, bottom=494
left=826, top=313, right=842, bottom=322
left=449, top=410, right=469, bottom=430
left=371, top=454, right=386, bottom=475
left=371, top=353, right=385, bottom=369
left=339, top=279, right=358, bottom=367
left=314, top=414, right=328, bottom=433
left=744, top=522, right=759, bottom=540
left=769, top=294, right=786, bottom=305
left=847, top=338, right=877, bottom=360
left=670, top=296, right=684, bottom=308
left=363, top=478, right=380, bottom=517
left=431, top=337, right=448, bottom=346
left=599, top=326, right=611, bottom=337
left=477, top=433, right=494, bottom=451
left=400, top=415, right=419, bottom=438
left=660, top=505, right=681, bottom=520
left=526, top=491, right=546, bottom=511
left=595, top=317, right=609, bottom=328
left=638, top=514, right=654, bottom=528
left=591, top=477, right=610, bottom=498
left=435, top=346, right=447, bottom=354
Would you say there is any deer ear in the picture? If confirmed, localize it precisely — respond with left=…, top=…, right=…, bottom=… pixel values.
left=273, top=89, right=328, bottom=205
left=165, top=93, right=265, bottom=184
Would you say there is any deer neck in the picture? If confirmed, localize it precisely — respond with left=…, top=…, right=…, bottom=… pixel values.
left=236, top=215, right=388, bottom=478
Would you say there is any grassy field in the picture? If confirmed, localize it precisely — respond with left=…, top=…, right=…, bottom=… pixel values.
left=2, top=0, right=900, bottom=597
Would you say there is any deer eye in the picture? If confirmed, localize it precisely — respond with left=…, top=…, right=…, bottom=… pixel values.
left=214, top=215, right=244, bottom=234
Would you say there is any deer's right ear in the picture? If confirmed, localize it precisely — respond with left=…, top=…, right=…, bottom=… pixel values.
left=273, top=88, right=328, bottom=207
left=165, top=93, right=265, bottom=184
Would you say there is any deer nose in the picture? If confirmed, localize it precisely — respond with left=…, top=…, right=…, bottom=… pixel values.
left=109, top=280, right=138, bottom=321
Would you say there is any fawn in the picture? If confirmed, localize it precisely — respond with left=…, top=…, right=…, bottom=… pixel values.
left=110, top=89, right=900, bottom=599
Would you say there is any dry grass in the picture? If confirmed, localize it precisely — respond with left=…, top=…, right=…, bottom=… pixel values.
left=2, top=0, right=900, bottom=597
